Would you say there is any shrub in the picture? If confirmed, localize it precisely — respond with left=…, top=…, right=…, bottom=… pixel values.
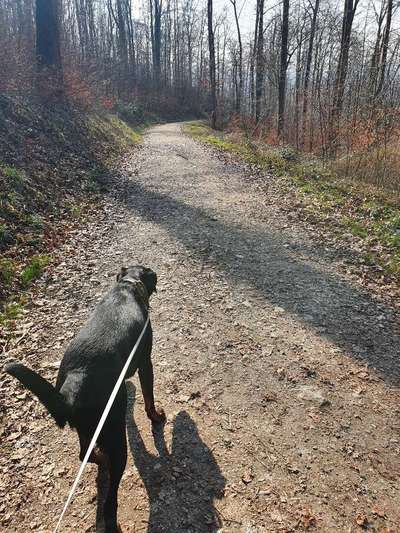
left=0, top=302, right=23, bottom=324
left=27, top=213, right=45, bottom=231
left=1, top=165, right=27, bottom=189
left=20, top=255, right=51, bottom=287
left=0, top=224, right=15, bottom=246
left=115, top=102, right=152, bottom=126
left=0, top=259, right=15, bottom=285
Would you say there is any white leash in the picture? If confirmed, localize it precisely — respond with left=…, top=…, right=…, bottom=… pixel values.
left=54, top=314, right=150, bottom=533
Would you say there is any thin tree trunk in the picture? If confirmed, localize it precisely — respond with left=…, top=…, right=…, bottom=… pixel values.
left=330, top=0, right=360, bottom=153
left=255, top=0, right=264, bottom=123
left=295, top=27, right=303, bottom=149
left=302, top=0, right=320, bottom=148
left=278, top=0, right=289, bottom=140
left=207, top=0, right=217, bottom=128
left=153, top=0, right=162, bottom=86
left=376, top=0, right=393, bottom=97
left=230, top=0, right=243, bottom=113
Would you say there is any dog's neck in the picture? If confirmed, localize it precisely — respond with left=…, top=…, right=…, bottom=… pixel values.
left=120, top=277, right=150, bottom=309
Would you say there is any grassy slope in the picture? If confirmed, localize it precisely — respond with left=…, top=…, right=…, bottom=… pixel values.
left=185, top=121, right=400, bottom=289
left=0, top=95, right=142, bottom=321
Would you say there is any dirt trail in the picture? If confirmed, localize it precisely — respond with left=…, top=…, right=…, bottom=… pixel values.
left=1, top=122, right=400, bottom=532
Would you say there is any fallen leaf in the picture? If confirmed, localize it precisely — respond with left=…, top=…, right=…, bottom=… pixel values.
left=241, top=469, right=254, bottom=485
left=355, top=514, right=369, bottom=528
left=372, top=506, right=387, bottom=519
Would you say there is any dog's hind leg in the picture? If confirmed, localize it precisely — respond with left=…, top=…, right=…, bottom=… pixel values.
left=95, top=455, right=110, bottom=533
left=138, top=354, right=165, bottom=424
left=78, top=429, right=108, bottom=465
left=97, top=386, right=127, bottom=533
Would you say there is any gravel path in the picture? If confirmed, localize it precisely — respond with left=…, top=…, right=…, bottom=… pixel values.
left=1, top=122, right=400, bottom=533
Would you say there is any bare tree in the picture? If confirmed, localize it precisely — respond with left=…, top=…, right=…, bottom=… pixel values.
left=376, top=0, right=393, bottom=97
left=255, top=0, right=265, bottom=123
left=36, top=0, right=62, bottom=70
left=302, top=0, right=320, bottom=148
left=35, top=0, right=63, bottom=97
left=208, top=0, right=217, bottom=128
left=330, top=0, right=360, bottom=151
left=230, top=0, right=243, bottom=113
left=150, top=0, right=162, bottom=85
left=278, top=0, right=289, bottom=139
left=1, top=0, right=399, bottom=166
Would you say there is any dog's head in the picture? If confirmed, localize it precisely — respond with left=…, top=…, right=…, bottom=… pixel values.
left=117, top=265, right=157, bottom=296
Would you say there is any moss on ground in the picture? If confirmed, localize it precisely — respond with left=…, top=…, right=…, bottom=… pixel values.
left=20, top=255, right=51, bottom=287
left=0, top=301, right=24, bottom=324
left=0, top=259, right=15, bottom=286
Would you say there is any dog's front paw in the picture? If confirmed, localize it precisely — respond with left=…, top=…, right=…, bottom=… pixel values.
left=147, top=406, right=166, bottom=424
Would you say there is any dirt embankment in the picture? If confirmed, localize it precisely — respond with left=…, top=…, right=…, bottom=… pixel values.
left=0, top=95, right=139, bottom=315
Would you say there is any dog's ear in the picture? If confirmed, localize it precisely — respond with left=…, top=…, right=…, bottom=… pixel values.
left=116, top=266, right=128, bottom=282
left=140, top=268, right=157, bottom=295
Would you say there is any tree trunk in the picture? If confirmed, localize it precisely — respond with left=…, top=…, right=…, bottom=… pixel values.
left=295, top=27, right=303, bottom=149
left=277, top=0, right=289, bottom=140
left=302, top=0, right=320, bottom=148
left=230, top=0, right=243, bottom=114
left=36, top=0, right=62, bottom=70
left=330, top=0, right=359, bottom=153
left=35, top=0, right=63, bottom=97
left=152, top=0, right=162, bottom=86
left=255, top=0, right=264, bottom=123
left=376, top=0, right=393, bottom=97
left=207, top=0, right=217, bottom=128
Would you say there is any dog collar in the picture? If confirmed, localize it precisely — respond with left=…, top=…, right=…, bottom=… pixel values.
left=120, top=277, right=150, bottom=308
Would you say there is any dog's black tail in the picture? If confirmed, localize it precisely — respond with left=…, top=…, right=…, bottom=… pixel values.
left=5, top=362, right=69, bottom=428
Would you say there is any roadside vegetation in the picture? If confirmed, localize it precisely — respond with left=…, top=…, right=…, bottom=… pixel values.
left=186, top=121, right=400, bottom=287
left=0, top=96, right=147, bottom=324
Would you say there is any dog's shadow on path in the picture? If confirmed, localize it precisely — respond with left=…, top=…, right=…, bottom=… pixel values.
left=126, top=382, right=226, bottom=532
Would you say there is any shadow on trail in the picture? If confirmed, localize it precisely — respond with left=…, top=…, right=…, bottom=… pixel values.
left=114, top=172, right=400, bottom=385
left=116, top=175, right=400, bottom=385
left=126, top=383, right=225, bottom=532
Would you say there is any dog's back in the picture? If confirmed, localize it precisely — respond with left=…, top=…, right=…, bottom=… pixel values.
left=5, top=274, right=153, bottom=428
left=56, top=281, right=151, bottom=410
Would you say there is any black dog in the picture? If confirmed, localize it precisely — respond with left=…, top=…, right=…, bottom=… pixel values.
left=5, top=265, right=165, bottom=533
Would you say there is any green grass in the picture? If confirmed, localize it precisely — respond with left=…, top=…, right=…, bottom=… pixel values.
left=20, top=254, right=51, bottom=287
left=0, top=302, right=23, bottom=324
left=286, top=174, right=400, bottom=278
left=1, top=165, right=27, bottom=183
left=186, top=121, right=292, bottom=174
left=89, top=114, right=144, bottom=150
left=109, top=115, right=143, bottom=144
left=0, top=223, right=13, bottom=246
left=343, top=218, right=369, bottom=239
left=0, top=259, right=16, bottom=285
left=203, top=135, right=240, bottom=152
left=26, top=213, right=45, bottom=231
left=185, top=121, right=400, bottom=281
left=68, top=203, right=83, bottom=219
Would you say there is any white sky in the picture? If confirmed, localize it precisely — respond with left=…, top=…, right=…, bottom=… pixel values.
left=134, top=0, right=399, bottom=46
left=135, top=0, right=257, bottom=37
left=214, top=0, right=256, bottom=35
